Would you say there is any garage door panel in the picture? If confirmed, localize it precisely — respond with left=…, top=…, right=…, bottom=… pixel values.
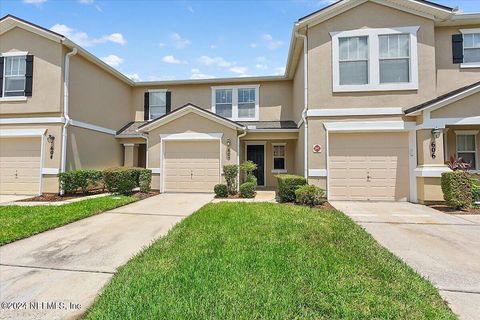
left=329, top=132, right=409, bottom=201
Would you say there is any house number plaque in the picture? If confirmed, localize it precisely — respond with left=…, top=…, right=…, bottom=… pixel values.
left=431, top=142, right=436, bottom=159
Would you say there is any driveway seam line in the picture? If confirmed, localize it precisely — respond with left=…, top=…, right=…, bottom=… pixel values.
left=0, top=263, right=115, bottom=275
left=106, top=211, right=189, bottom=217
left=357, top=221, right=477, bottom=226
left=439, top=288, right=480, bottom=294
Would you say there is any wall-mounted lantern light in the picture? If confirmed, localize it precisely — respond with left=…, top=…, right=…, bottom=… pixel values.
left=430, top=128, right=441, bottom=159
left=431, top=127, right=441, bottom=139
left=47, top=134, right=55, bottom=159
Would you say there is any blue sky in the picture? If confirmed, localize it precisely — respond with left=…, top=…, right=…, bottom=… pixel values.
left=1, top=0, right=479, bottom=81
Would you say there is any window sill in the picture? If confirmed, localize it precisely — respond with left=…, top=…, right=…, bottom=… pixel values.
left=271, top=169, right=287, bottom=174
left=333, top=82, right=418, bottom=93
left=460, top=63, right=480, bottom=69
left=0, top=96, right=27, bottom=102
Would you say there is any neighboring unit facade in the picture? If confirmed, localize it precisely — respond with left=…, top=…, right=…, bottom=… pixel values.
left=0, top=0, right=479, bottom=203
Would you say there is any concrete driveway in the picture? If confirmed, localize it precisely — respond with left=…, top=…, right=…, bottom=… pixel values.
left=331, top=201, right=480, bottom=320
left=0, top=193, right=213, bottom=320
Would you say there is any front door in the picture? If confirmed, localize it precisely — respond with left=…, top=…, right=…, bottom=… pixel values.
left=246, top=144, right=265, bottom=186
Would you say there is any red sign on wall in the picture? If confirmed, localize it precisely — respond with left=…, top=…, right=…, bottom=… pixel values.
left=313, top=144, right=322, bottom=153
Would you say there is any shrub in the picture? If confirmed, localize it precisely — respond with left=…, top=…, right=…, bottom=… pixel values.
left=58, top=169, right=102, bottom=194
left=223, top=164, right=239, bottom=195
left=103, top=167, right=138, bottom=194
left=240, top=160, right=257, bottom=184
left=240, top=182, right=256, bottom=198
left=214, top=184, right=229, bottom=198
left=446, top=155, right=472, bottom=171
left=472, top=177, right=480, bottom=203
left=276, top=174, right=307, bottom=202
left=441, top=171, right=473, bottom=209
left=138, top=169, right=152, bottom=193
left=295, top=185, right=326, bottom=207
left=246, top=174, right=257, bottom=186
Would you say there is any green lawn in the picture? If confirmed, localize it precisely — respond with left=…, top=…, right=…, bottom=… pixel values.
left=87, top=202, right=455, bottom=320
left=0, top=195, right=137, bottom=245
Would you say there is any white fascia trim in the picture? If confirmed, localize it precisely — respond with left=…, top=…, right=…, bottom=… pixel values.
left=0, top=96, right=28, bottom=102
left=160, top=132, right=223, bottom=141
left=309, top=169, right=327, bottom=177
left=70, top=120, right=116, bottom=135
left=455, top=130, right=480, bottom=135
left=324, top=121, right=416, bottom=132
left=272, top=169, right=288, bottom=174
left=1, top=51, right=29, bottom=57
left=42, top=168, right=59, bottom=175
left=307, top=107, right=403, bottom=117
left=0, top=128, right=46, bottom=137
left=247, top=129, right=299, bottom=133
left=0, top=117, right=65, bottom=124
left=414, top=166, right=451, bottom=177
left=331, top=26, right=419, bottom=93
left=418, top=116, right=480, bottom=129
left=460, top=28, right=480, bottom=34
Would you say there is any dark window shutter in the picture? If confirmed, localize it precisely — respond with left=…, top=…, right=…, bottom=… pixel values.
left=25, top=55, right=34, bottom=96
left=0, top=57, right=4, bottom=97
left=144, top=92, right=150, bottom=120
left=166, top=91, right=171, bottom=113
left=452, top=34, right=464, bottom=64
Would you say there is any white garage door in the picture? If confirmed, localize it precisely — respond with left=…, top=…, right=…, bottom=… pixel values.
left=0, top=137, right=42, bottom=195
left=164, top=141, right=220, bottom=193
left=329, top=132, right=410, bottom=201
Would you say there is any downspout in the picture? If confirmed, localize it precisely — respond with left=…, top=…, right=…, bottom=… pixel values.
left=237, top=127, right=247, bottom=191
left=295, top=30, right=308, bottom=179
left=60, top=47, right=77, bottom=194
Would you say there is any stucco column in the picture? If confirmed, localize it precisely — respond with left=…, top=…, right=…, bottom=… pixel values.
left=123, top=143, right=139, bottom=167
left=416, top=129, right=446, bottom=166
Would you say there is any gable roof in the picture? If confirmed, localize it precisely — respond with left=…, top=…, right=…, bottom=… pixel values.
left=404, top=80, right=480, bottom=115
left=137, top=103, right=245, bottom=132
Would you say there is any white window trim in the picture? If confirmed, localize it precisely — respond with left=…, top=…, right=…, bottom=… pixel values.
left=272, top=143, right=287, bottom=173
left=460, top=28, right=480, bottom=69
left=211, top=84, right=260, bottom=121
left=2, top=52, right=28, bottom=99
left=455, top=130, right=479, bottom=170
left=148, top=90, right=168, bottom=120
left=331, top=26, right=419, bottom=92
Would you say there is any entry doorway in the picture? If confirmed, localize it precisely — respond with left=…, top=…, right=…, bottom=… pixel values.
left=246, top=143, right=265, bottom=186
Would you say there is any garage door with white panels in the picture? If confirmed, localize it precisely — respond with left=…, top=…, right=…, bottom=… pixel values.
left=328, top=132, right=410, bottom=201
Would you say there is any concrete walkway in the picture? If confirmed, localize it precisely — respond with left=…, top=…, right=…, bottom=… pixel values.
left=331, top=201, right=480, bottom=320
left=0, top=193, right=213, bottom=320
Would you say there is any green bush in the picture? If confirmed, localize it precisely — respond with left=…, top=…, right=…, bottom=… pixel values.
left=138, top=169, right=152, bottom=193
left=58, top=169, right=102, bottom=194
left=223, top=164, right=239, bottom=195
left=276, top=174, right=307, bottom=202
left=103, top=167, right=138, bottom=194
left=246, top=174, right=257, bottom=186
left=240, top=160, right=257, bottom=183
left=295, top=185, right=326, bottom=207
left=472, top=177, right=480, bottom=203
left=214, top=184, right=229, bottom=198
left=240, top=182, right=256, bottom=198
left=441, top=171, right=473, bottom=209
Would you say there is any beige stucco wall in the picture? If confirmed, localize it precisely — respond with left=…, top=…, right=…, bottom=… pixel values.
left=431, top=92, right=480, bottom=119
left=435, top=25, right=480, bottom=96
left=417, top=177, right=443, bottom=203
left=68, top=54, right=132, bottom=130
left=145, top=112, right=239, bottom=190
left=66, top=126, right=123, bottom=170
left=0, top=27, right=63, bottom=115
left=132, top=80, right=293, bottom=122
left=292, top=51, right=305, bottom=125
left=307, top=1, right=436, bottom=109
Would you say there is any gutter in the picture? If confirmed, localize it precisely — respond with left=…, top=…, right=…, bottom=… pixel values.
left=295, top=29, right=309, bottom=179
left=60, top=47, right=77, bottom=194
left=237, top=126, right=248, bottom=191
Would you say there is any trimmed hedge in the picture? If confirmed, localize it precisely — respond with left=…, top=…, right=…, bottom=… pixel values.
left=295, top=185, right=325, bottom=207
left=276, top=174, right=307, bottom=202
left=58, top=169, right=102, bottom=194
left=214, top=184, right=229, bottom=198
left=441, top=171, right=473, bottom=209
left=240, top=182, right=256, bottom=198
left=138, top=169, right=152, bottom=193
left=102, top=167, right=152, bottom=195
left=472, top=177, right=480, bottom=203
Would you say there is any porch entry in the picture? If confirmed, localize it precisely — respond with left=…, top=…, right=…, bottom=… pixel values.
left=246, top=144, right=265, bottom=186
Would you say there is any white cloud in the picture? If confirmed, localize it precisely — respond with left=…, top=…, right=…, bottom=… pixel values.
left=171, top=33, right=191, bottom=49
left=255, top=56, right=268, bottom=69
left=198, top=56, right=232, bottom=68
left=229, top=66, right=248, bottom=75
left=209, top=44, right=217, bottom=49
left=161, top=55, right=187, bottom=64
left=50, top=24, right=126, bottom=46
left=262, top=34, right=283, bottom=50
left=158, top=42, right=166, bottom=48
left=273, top=67, right=286, bottom=75
left=79, top=0, right=102, bottom=12
left=126, top=73, right=141, bottom=81
left=256, top=63, right=267, bottom=69
left=190, top=68, right=215, bottom=79
left=23, top=0, right=46, bottom=4
left=101, top=54, right=124, bottom=67
left=250, top=43, right=257, bottom=48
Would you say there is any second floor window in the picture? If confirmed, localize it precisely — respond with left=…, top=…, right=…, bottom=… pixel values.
left=149, top=91, right=167, bottom=119
left=463, top=33, right=480, bottom=63
left=379, top=34, right=410, bottom=83
left=3, top=55, right=26, bottom=97
left=339, top=36, right=368, bottom=85
left=212, top=85, right=259, bottom=120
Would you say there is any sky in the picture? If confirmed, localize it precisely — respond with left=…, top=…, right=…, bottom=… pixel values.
left=1, top=0, right=479, bottom=82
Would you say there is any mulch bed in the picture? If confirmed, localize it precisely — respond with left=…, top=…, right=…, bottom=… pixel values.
left=18, top=190, right=160, bottom=202
left=429, top=204, right=480, bottom=215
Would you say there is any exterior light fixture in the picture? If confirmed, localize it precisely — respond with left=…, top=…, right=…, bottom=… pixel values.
left=47, top=134, right=55, bottom=159
left=431, top=127, right=441, bottom=139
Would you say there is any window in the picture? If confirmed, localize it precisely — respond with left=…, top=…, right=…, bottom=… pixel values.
left=463, top=33, right=480, bottom=63
left=149, top=91, right=167, bottom=119
left=379, top=34, right=410, bottom=83
left=331, top=26, right=419, bottom=92
left=272, top=144, right=286, bottom=173
left=212, top=85, right=259, bottom=120
left=3, top=55, right=26, bottom=97
left=456, top=133, right=477, bottom=170
left=339, top=36, right=368, bottom=85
